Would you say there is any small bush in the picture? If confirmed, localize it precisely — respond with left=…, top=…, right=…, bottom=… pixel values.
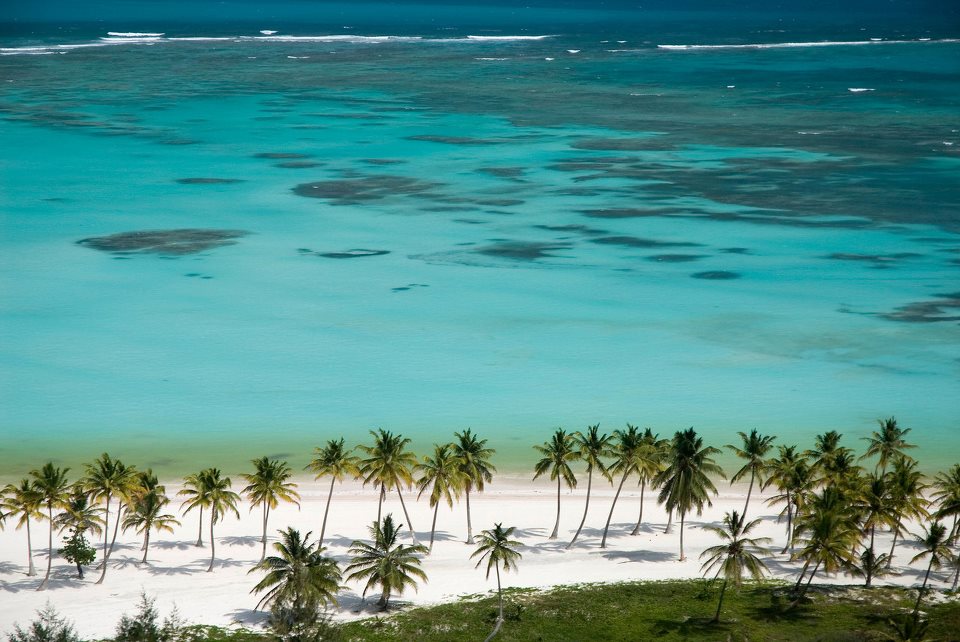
left=115, top=594, right=184, bottom=642
left=8, top=605, right=80, bottom=642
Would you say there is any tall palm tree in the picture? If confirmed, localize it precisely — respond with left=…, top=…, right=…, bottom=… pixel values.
left=631, top=428, right=669, bottom=537
left=30, top=463, right=71, bottom=590
left=179, top=470, right=211, bottom=547
left=80, top=453, right=139, bottom=585
left=821, top=451, right=865, bottom=494
left=654, top=428, right=725, bottom=561
left=471, top=523, right=523, bottom=642
left=931, top=464, right=960, bottom=544
left=54, top=489, right=105, bottom=540
left=567, top=425, right=613, bottom=548
left=791, top=487, right=860, bottom=602
left=727, top=429, right=775, bottom=519
left=600, top=424, right=645, bottom=548
left=805, top=430, right=849, bottom=481
left=910, top=522, right=952, bottom=618
left=307, top=438, right=360, bottom=547
left=533, top=429, right=579, bottom=540
left=452, top=429, right=496, bottom=545
left=122, top=484, right=180, bottom=564
left=765, top=446, right=808, bottom=554
left=855, top=473, right=897, bottom=586
left=887, top=456, right=929, bottom=567
left=862, top=417, right=915, bottom=475
left=700, top=511, right=770, bottom=623
left=242, top=457, right=301, bottom=562
left=203, top=468, right=241, bottom=572
left=415, top=444, right=465, bottom=551
left=1, top=479, right=43, bottom=576
left=357, top=429, right=420, bottom=544
left=345, top=514, right=428, bottom=610
left=249, top=527, right=342, bottom=612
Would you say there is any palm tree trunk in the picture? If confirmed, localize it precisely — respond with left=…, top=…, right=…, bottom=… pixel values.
left=395, top=486, right=419, bottom=545
left=142, top=530, right=150, bottom=564
left=889, top=515, right=902, bottom=566
left=801, top=560, right=821, bottom=597
left=96, top=507, right=123, bottom=584
left=429, top=502, right=439, bottom=552
left=483, top=562, right=504, bottom=642
left=376, top=484, right=385, bottom=525
left=207, top=508, right=217, bottom=572
left=99, top=493, right=111, bottom=570
left=780, top=490, right=792, bottom=554
left=679, top=511, right=686, bottom=561
left=465, top=484, right=474, bottom=544
left=37, top=503, right=53, bottom=591
left=712, top=579, right=728, bottom=623
left=743, top=470, right=755, bottom=519
left=196, top=505, right=204, bottom=547
left=319, top=476, right=335, bottom=546
left=141, top=530, right=148, bottom=551
left=794, top=558, right=811, bottom=592
left=260, top=503, right=269, bottom=562
left=913, top=557, right=935, bottom=617
left=550, top=476, right=561, bottom=540
left=76, top=560, right=83, bottom=579
left=950, top=514, right=958, bottom=546
left=866, top=525, right=876, bottom=587
left=379, top=586, right=389, bottom=610
left=601, top=470, right=629, bottom=549
left=951, top=558, right=959, bottom=591
left=631, top=477, right=646, bottom=536
left=665, top=509, right=673, bottom=534
left=568, top=468, right=593, bottom=548
left=26, top=516, right=37, bottom=576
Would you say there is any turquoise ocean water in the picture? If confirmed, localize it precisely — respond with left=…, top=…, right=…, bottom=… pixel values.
left=1, top=1, right=958, bottom=479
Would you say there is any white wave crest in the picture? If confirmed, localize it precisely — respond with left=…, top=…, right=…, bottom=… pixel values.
left=106, top=32, right=164, bottom=38
left=658, top=38, right=958, bottom=50
left=260, top=30, right=278, bottom=35
left=847, top=87, right=875, bottom=92
left=465, top=35, right=554, bottom=41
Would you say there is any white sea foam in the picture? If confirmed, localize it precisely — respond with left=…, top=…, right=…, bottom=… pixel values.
left=567, top=49, right=580, bottom=53
left=658, top=38, right=958, bottom=50
left=167, top=37, right=235, bottom=42
left=106, top=32, right=164, bottom=37
left=474, top=57, right=509, bottom=61
left=465, top=35, right=553, bottom=41
left=544, top=57, right=555, bottom=60
left=260, top=30, right=278, bottom=35
left=847, top=87, right=875, bottom=92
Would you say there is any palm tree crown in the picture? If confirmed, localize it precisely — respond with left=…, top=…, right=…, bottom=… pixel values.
left=700, top=510, right=771, bottom=623
left=727, top=429, right=775, bottom=518
left=568, top=425, right=613, bottom=547
left=472, top=522, right=523, bottom=642
left=862, top=417, right=915, bottom=474
left=250, top=527, right=342, bottom=612
left=203, top=468, right=241, bottom=573
left=242, top=457, right=301, bottom=562
left=416, top=443, right=466, bottom=551
left=345, top=514, right=428, bottom=610
left=357, top=429, right=420, bottom=542
left=1, top=479, right=44, bottom=576
left=452, top=429, right=496, bottom=544
left=533, top=428, right=579, bottom=540
left=122, top=478, right=180, bottom=565
left=179, top=470, right=212, bottom=547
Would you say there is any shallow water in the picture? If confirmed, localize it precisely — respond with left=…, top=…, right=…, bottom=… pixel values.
left=1, top=5, right=958, bottom=478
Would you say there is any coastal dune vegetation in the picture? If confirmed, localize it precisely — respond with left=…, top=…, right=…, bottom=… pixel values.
left=2, top=418, right=960, bottom=640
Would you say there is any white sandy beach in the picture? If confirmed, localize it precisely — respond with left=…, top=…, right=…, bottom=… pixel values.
left=0, top=477, right=948, bottom=638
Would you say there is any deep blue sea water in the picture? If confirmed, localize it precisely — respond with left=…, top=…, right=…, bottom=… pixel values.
left=1, top=1, right=958, bottom=477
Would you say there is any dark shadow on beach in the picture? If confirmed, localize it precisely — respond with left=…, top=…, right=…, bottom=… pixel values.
left=600, top=549, right=675, bottom=564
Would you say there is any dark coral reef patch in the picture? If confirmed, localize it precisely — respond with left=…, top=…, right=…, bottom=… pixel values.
left=77, top=229, right=248, bottom=255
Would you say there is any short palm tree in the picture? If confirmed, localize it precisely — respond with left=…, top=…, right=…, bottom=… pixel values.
left=30, top=462, right=71, bottom=590
left=931, top=464, right=960, bottom=544
left=80, top=453, right=139, bottom=584
left=910, top=522, right=952, bottom=618
left=178, top=470, right=210, bottom=547
left=249, top=527, right=342, bottom=612
left=792, top=487, right=860, bottom=602
left=700, top=511, right=770, bottom=623
left=631, top=428, right=669, bottom=537
left=122, top=485, right=180, bottom=564
left=452, top=429, right=496, bottom=544
left=54, top=489, right=105, bottom=540
left=416, top=443, right=465, bottom=551
left=765, top=445, right=811, bottom=554
left=600, top=424, right=645, bottom=548
left=862, top=417, right=915, bottom=474
left=357, top=429, right=420, bottom=544
left=1, top=479, right=44, bottom=576
left=472, top=523, right=523, bottom=642
left=805, top=430, right=849, bottom=480
left=567, top=425, right=613, bottom=548
left=727, top=429, right=775, bottom=519
left=533, top=429, right=579, bottom=540
left=345, top=514, right=428, bottom=610
left=203, top=468, right=241, bottom=572
left=855, top=473, right=898, bottom=586
left=887, top=457, right=929, bottom=566
left=654, top=428, right=725, bottom=561
left=242, top=457, right=301, bottom=562
left=307, top=438, right=361, bottom=547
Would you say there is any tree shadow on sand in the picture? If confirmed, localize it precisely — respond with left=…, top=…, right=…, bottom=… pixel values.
left=221, top=535, right=262, bottom=548
left=153, top=539, right=202, bottom=551
left=599, top=549, right=675, bottom=564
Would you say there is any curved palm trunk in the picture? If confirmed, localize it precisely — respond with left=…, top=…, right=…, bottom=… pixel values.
left=665, top=509, right=673, bottom=534
left=743, top=470, right=755, bottom=519
left=26, top=516, right=37, bottom=576
left=376, top=484, right=385, bottom=525
left=37, top=503, right=54, bottom=591
left=395, top=486, right=418, bottom=545
left=429, top=502, right=439, bottom=551
left=260, top=503, right=270, bottom=562
left=207, top=508, right=217, bottom=572
left=801, top=560, right=821, bottom=598
left=195, top=505, right=204, bottom=547
left=76, top=560, right=84, bottom=579
left=142, top=530, right=150, bottom=564
left=630, top=477, right=647, bottom=536
left=865, top=525, right=876, bottom=587
left=483, top=562, right=504, bottom=642
left=679, top=511, right=686, bottom=561
left=913, top=556, right=936, bottom=617
left=550, top=476, right=561, bottom=540
left=465, top=484, right=474, bottom=544
left=568, top=468, right=593, bottom=548
left=712, top=579, right=728, bottom=623
left=97, top=506, right=123, bottom=584
left=98, top=493, right=111, bottom=570
left=319, top=476, right=336, bottom=546
left=793, top=558, right=812, bottom=592
left=378, top=586, right=389, bottom=610
left=780, top=490, right=793, bottom=554
left=601, top=470, right=630, bottom=548
left=951, top=558, right=959, bottom=591
left=888, top=515, right=902, bottom=567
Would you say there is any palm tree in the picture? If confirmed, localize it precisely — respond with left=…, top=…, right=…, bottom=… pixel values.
left=727, top=429, right=775, bottom=519
left=910, top=522, right=952, bottom=618
left=452, top=429, right=496, bottom=545
left=471, top=523, right=523, bottom=642
left=805, top=430, right=850, bottom=480
left=179, top=470, right=211, bottom=547
left=357, top=429, right=420, bottom=544
left=242, top=457, right=301, bottom=562
left=415, top=444, right=465, bottom=551
left=600, top=424, right=645, bottom=548
left=862, top=417, right=915, bottom=474
left=30, top=462, right=71, bottom=590
left=855, top=473, right=897, bottom=586
left=654, top=428, right=725, bottom=561
left=122, top=483, right=180, bottom=564
left=203, top=468, right=241, bottom=572
left=567, top=425, right=613, bottom=548
left=931, top=464, right=960, bottom=544
left=791, top=487, right=861, bottom=603
left=631, top=428, right=670, bottom=537
left=533, top=429, right=579, bottom=540
left=80, top=453, right=139, bottom=585
left=307, top=438, right=360, bottom=547
left=345, top=514, right=428, bottom=610
left=249, top=527, right=342, bottom=612
left=765, top=446, right=810, bottom=554
left=1, top=479, right=43, bottom=576
left=700, top=511, right=770, bottom=623
left=887, top=456, right=929, bottom=567
left=54, top=489, right=104, bottom=540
